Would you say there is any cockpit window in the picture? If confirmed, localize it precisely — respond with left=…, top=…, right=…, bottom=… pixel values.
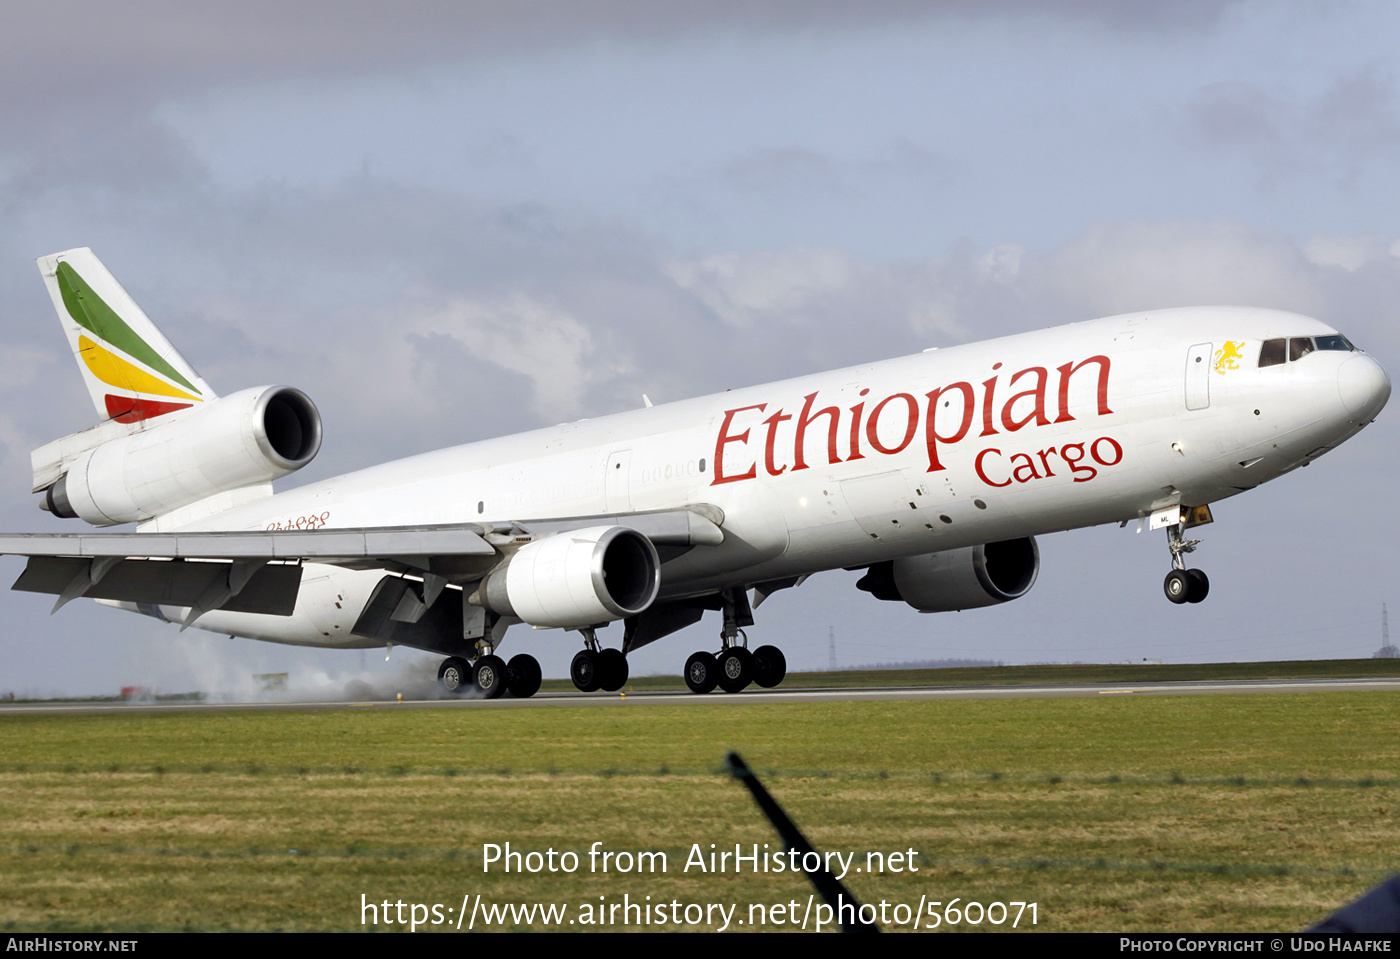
left=1315, top=334, right=1355, bottom=351
left=1289, top=337, right=1315, bottom=362
left=1259, top=338, right=1286, bottom=368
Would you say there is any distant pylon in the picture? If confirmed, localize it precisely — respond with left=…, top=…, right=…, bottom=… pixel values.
left=1376, top=604, right=1397, bottom=659
left=828, top=626, right=837, bottom=671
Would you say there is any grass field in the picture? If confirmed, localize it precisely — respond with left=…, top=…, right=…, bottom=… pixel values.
left=0, top=688, right=1397, bottom=932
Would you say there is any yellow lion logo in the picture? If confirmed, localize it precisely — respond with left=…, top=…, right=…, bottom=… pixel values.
left=1213, top=341, right=1245, bottom=374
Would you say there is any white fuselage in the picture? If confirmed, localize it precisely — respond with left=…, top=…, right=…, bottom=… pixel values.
left=175, top=306, right=1389, bottom=650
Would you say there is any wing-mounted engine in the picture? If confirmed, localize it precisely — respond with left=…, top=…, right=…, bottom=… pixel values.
left=39, top=385, right=321, bottom=527
left=474, top=525, right=661, bottom=628
left=857, top=537, right=1040, bottom=612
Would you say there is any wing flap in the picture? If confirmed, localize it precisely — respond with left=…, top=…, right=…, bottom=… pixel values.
left=0, top=526, right=498, bottom=561
left=12, top=556, right=301, bottom=615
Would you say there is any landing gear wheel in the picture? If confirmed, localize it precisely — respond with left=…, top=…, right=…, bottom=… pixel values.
left=598, top=648, right=628, bottom=691
left=473, top=654, right=508, bottom=699
left=717, top=646, right=754, bottom=693
left=1186, top=568, right=1210, bottom=604
left=506, top=654, right=542, bottom=699
left=570, top=649, right=602, bottom=692
left=684, top=651, right=719, bottom=694
left=1163, top=569, right=1191, bottom=605
left=438, top=656, right=472, bottom=695
left=752, top=645, right=787, bottom=688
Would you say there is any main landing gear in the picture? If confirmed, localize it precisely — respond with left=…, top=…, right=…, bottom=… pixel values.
left=683, top=589, right=787, bottom=694
left=1162, top=515, right=1209, bottom=605
left=570, top=627, right=629, bottom=692
left=437, top=649, right=542, bottom=699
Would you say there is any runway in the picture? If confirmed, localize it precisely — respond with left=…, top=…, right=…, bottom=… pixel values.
left=1, top=675, right=1396, bottom=715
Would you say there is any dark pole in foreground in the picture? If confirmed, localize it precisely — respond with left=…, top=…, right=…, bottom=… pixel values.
left=725, top=750, right=879, bottom=933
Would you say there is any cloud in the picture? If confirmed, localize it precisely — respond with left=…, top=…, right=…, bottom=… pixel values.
left=406, top=294, right=625, bottom=423
left=1303, top=234, right=1393, bottom=273
left=666, top=248, right=859, bottom=327
left=1, top=1, right=1242, bottom=96
left=722, top=148, right=842, bottom=194
left=1186, top=67, right=1400, bottom=187
left=1031, top=220, right=1324, bottom=316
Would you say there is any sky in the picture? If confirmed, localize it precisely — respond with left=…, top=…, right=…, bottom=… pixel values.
left=1, top=0, right=1398, bottom=698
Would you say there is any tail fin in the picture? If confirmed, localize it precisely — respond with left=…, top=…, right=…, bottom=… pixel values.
left=36, top=248, right=217, bottom=424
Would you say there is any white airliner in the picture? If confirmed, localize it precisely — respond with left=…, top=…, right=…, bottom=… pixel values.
left=0, top=249, right=1390, bottom=697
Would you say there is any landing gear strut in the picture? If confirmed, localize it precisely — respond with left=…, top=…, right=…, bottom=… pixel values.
left=683, top=588, right=788, bottom=694
left=1163, top=516, right=1209, bottom=605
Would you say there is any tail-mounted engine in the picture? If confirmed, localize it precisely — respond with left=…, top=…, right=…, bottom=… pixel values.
left=857, top=537, right=1040, bottom=612
left=42, top=385, right=321, bottom=526
left=476, top=525, right=661, bottom=629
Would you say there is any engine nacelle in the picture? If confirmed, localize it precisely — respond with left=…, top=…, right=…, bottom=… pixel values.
left=478, top=525, right=661, bottom=629
left=857, top=537, right=1040, bottom=612
left=46, top=386, right=321, bottom=526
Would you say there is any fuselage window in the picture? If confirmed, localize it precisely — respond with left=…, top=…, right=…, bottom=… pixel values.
left=1315, top=334, right=1355, bottom=351
left=1259, top=338, right=1286, bottom=367
left=1289, top=337, right=1315, bottom=362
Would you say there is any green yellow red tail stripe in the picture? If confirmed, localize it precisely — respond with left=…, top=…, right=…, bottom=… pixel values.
left=39, top=249, right=215, bottom=426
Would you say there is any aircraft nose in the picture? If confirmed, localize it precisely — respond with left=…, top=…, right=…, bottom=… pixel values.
left=1337, top=353, right=1391, bottom=420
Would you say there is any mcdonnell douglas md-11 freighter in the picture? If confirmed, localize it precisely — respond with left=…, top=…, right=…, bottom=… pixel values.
left=0, top=248, right=1390, bottom=697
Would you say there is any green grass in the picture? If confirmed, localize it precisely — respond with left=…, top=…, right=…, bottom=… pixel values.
left=0, top=691, right=1396, bottom=932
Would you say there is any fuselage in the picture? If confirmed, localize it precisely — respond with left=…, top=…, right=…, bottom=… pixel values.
left=177, top=306, right=1390, bottom=649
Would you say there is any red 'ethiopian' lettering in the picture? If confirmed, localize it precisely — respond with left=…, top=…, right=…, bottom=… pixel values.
left=791, top=392, right=841, bottom=471
left=923, top=382, right=974, bottom=473
left=1001, top=366, right=1051, bottom=432
left=712, top=404, right=765, bottom=485
left=1054, top=355, right=1113, bottom=422
left=708, top=353, right=1115, bottom=486
left=866, top=393, right=919, bottom=456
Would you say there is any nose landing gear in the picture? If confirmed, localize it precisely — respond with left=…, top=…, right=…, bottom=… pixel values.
left=1159, top=505, right=1210, bottom=605
left=1163, top=567, right=1209, bottom=604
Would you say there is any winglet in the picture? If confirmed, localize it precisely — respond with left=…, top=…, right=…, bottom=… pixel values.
left=36, top=248, right=217, bottom=425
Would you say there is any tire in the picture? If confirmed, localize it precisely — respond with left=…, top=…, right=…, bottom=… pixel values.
left=473, top=654, right=508, bottom=699
left=570, top=649, right=602, bottom=692
left=598, top=648, right=628, bottom=692
left=1163, top=569, right=1191, bottom=605
left=1186, top=568, right=1210, bottom=604
left=506, top=654, right=542, bottom=699
left=684, top=651, right=719, bottom=694
left=437, top=656, right=472, bottom=695
left=752, top=645, right=787, bottom=688
left=717, top=646, right=754, bottom=693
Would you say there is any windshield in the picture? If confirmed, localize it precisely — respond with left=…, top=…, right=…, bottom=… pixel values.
left=1259, top=334, right=1355, bottom=368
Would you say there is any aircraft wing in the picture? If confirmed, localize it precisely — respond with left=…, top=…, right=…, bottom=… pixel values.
left=0, top=506, right=725, bottom=619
